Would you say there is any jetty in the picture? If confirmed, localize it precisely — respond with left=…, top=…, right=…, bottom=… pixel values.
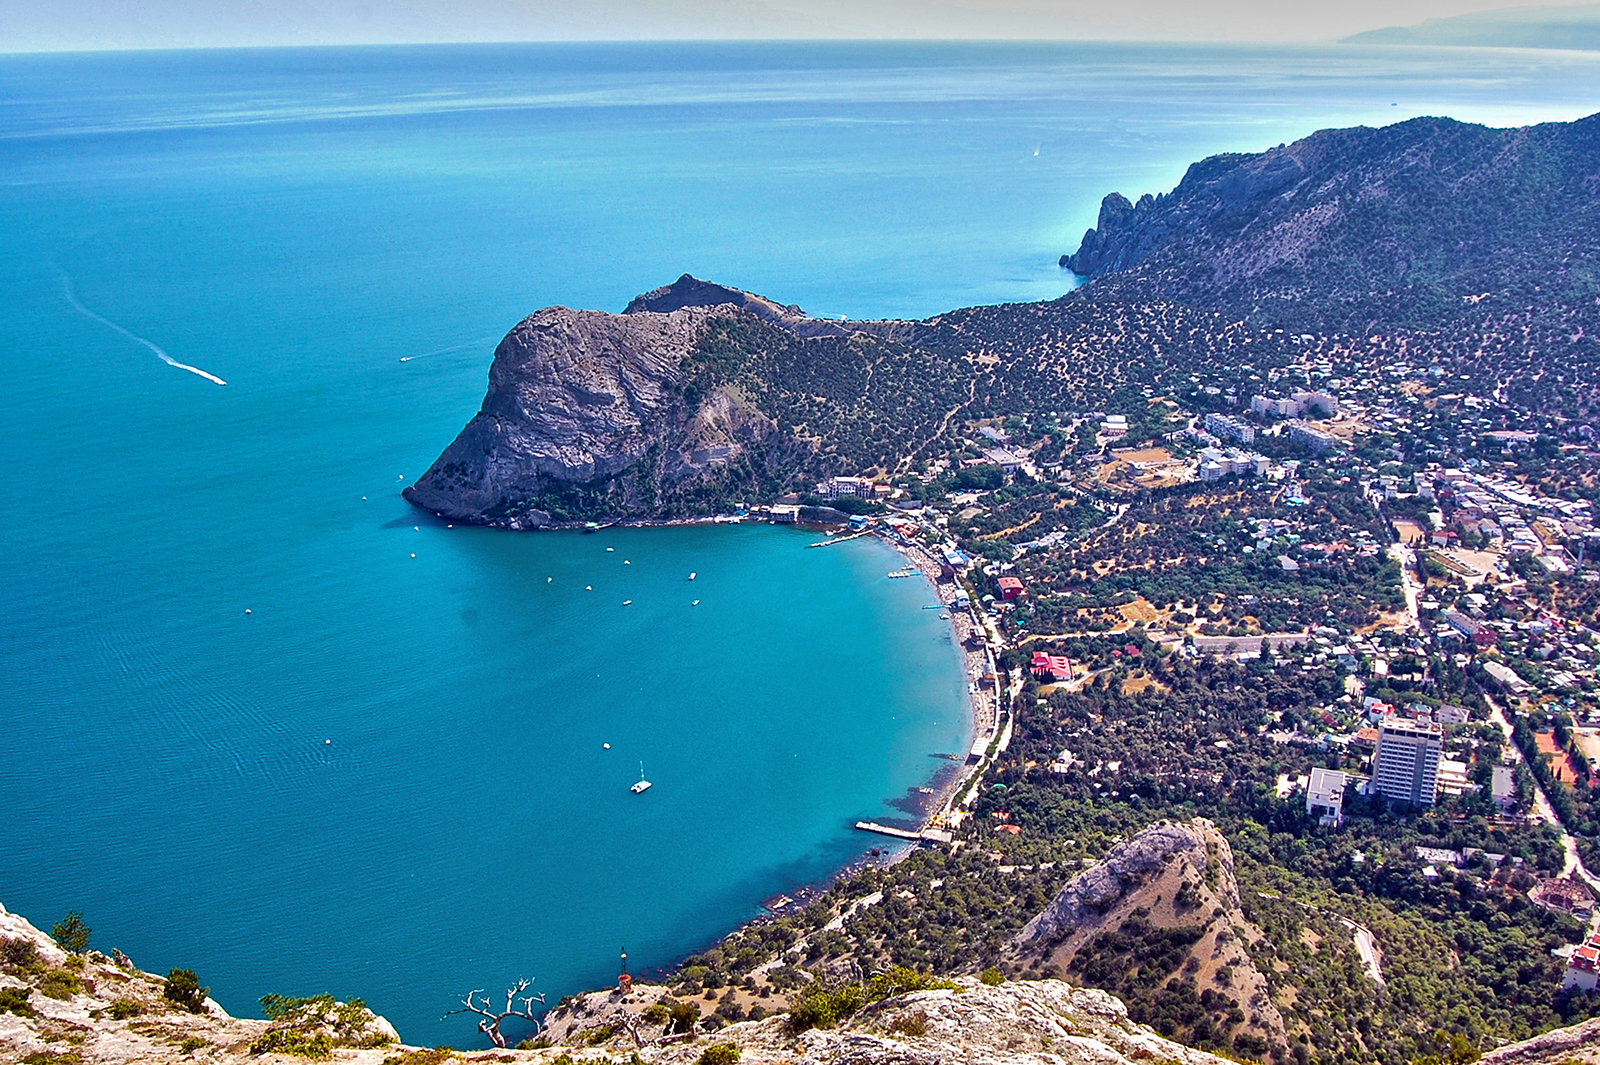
left=806, top=530, right=870, bottom=549
left=854, top=821, right=954, bottom=845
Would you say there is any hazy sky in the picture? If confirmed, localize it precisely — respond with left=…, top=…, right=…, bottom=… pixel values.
left=1, top=0, right=1592, bottom=52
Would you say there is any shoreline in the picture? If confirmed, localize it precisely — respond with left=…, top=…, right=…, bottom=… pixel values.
left=608, top=515, right=1013, bottom=1000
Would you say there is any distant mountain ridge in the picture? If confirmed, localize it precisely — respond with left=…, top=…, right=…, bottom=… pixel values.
left=1342, top=3, right=1600, bottom=49
left=1062, top=111, right=1600, bottom=336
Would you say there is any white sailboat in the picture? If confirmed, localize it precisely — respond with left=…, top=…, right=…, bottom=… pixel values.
left=631, top=762, right=652, bottom=794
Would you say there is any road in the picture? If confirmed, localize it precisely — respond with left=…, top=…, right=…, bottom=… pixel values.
left=1388, top=542, right=1424, bottom=630
left=1485, top=695, right=1600, bottom=894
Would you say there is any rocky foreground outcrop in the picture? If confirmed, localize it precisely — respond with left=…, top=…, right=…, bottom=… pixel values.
left=0, top=899, right=1235, bottom=1065
left=0, top=901, right=398, bottom=1064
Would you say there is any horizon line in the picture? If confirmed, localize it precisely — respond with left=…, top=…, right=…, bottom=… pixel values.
left=1, top=35, right=1551, bottom=57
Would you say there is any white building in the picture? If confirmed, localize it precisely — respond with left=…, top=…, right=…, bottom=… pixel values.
left=1288, top=420, right=1338, bottom=454
left=1372, top=718, right=1442, bottom=806
left=817, top=476, right=875, bottom=500
left=1204, top=411, right=1255, bottom=445
left=1306, top=767, right=1348, bottom=826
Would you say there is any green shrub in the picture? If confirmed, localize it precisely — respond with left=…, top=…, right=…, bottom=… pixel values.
left=179, top=1037, right=207, bottom=1052
left=164, top=969, right=208, bottom=1013
left=37, top=969, right=82, bottom=1000
left=979, top=968, right=1003, bottom=986
left=0, top=985, right=34, bottom=1015
left=261, top=993, right=336, bottom=1020
left=1, top=936, right=39, bottom=968
left=51, top=913, right=90, bottom=954
left=786, top=984, right=865, bottom=1033
left=697, top=1043, right=741, bottom=1065
left=787, top=968, right=955, bottom=1034
left=641, top=1003, right=671, bottom=1025
left=108, top=999, right=142, bottom=1020
left=249, top=1028, right=334, bottom=1060
left=668, top=1001, right=700, bottom=1034
left=887, top=1011, right=929, bottom=1037
left=383, top=1049, right=455, bottom=1065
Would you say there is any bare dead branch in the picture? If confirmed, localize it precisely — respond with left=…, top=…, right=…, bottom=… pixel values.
left=444, top=981, right=545, bottom=1049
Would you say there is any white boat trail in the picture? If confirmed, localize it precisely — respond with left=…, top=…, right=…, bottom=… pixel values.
left=61, top=275, right=226, bottom=385
left=399, top=335, right=498, bottom=362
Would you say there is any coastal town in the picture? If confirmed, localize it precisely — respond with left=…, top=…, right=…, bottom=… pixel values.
left=673, top=325, right=1600, bottom=1062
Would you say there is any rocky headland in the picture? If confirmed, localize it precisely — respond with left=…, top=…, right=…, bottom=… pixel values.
left=405, top=112, right=1600, bottom=528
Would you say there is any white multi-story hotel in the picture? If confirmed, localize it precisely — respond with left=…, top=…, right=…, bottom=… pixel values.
left=1372, top=718, right=1442, bottom=806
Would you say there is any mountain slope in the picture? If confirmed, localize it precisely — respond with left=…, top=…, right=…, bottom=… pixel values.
left=1342, top=5, right=1600, bottom=50
left=1063, top=112, right=1600, bottom=335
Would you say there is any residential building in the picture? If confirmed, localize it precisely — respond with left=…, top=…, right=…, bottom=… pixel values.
left=817, top=476, right=875, bottom=499
left=1306, top=767, right=1348, bottom=826
left=1564, top=930, right=1600, bottom=992
left=1372, top=717, right=1443, bottom=806
left=1492, top=764, right=1516, bottom=811
left=1204, top=411, right=1255, bottom=444
left=997, top=576, right=1024, bottom=601
left=1291, top=390, right=1340, bottom=418
left=1482, top=660, right=1531, bottom=696
left=1288, top=420, right=1338, bottom=454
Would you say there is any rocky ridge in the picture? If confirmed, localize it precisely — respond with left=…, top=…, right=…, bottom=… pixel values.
left=1062, top=112, right=1600, bottom=334
left=1013, top=820, right=1286, bottom=1054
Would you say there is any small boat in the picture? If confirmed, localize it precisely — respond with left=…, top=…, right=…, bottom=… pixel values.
left=888, top=567, right=916, bottom=578
left=940, top=612, right=951, bottom=620
left=692, top=599, right=700, bottom=606
left=689, top=572, right=697, bottom=581
left=631, top=762, right=652, bottom=794
left=623, top=600, right=632, bottom=606
left=606, top=547, right=614, bottom=552
left=584, top=523, right=600, bottom=533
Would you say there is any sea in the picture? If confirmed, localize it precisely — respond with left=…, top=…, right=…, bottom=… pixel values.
left=2, top=40, right=1598, bottom=1046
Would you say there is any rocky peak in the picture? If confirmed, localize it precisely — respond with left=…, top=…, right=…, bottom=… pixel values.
left=624, top=274, right=804, bottom=321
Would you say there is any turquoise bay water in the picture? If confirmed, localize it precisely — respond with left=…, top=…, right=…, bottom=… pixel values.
left=3, top=41, right=1600, bottom=1045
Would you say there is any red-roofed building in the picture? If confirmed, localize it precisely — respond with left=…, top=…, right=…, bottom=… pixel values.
left=1564, top=930, right=1600, bottom=991
left=997, top=576, right=1024, bottom=601
left=1030, top=651, right=1073, bottom=681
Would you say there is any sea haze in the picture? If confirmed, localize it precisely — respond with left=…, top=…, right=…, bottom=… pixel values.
left=1, top=40, right=1598, bottom=1046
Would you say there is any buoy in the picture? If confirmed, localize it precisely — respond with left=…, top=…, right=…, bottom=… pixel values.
left=245, top=609, right=251, bottom=614
left=586, top=585, right=592, bottom=590
left=325, top=739, right=332, bottom=745
left=603, top=743, right=611, bottom=750
left=361, top=496, right=367, bottom=500
left=411, top=553, right=416, bottom=558
left=414, top=526, right=419, bottom=531
left=548, top=577, right=553, bottom=582
left=624, top=560, right=631, bottom=565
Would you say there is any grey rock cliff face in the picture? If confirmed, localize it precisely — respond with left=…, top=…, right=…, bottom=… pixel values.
left=1016, top=820, right=1218, bottom=945
left=1059, top=111, right=1600, bottom=331
left=403, top=301, right=774, bottom=528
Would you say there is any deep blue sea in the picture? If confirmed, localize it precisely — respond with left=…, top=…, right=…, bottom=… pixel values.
left=2, top=40, right=1599, bottom=1046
